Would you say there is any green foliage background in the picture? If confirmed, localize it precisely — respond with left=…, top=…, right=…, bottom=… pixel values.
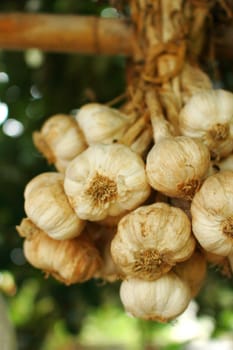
left=0, top=1, right=232, bottom=350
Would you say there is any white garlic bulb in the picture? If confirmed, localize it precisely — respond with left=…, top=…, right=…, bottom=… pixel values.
left=76, top=103, right=132, bottom=145
left=120, top=273, right=191, bottom=322
left=111, top=202, right=195, bottom=280
left=21, top=219, right=102, bottom=285
left=33, top=114, right=87, bottom=172
left=93, top=227, right=123, bottom=282
left=64, top=143, right=151, bottom=221
left=179, top=89, right=233, bottom=159
left=24, top=172, right=85, bottom=240
left=180, top=63, right=212, bottom=104
left=191, top=171, right=233, bottom=256
left=146, top=136, right=210, bottom=200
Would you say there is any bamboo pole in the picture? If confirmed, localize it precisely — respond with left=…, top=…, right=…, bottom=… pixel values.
left=0, top=13, right=133, bottom=55
left=0, top=13, right=231, bottom=57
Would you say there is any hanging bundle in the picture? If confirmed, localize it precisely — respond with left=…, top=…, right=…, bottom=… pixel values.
left=17, top=0, right=233, bottom=323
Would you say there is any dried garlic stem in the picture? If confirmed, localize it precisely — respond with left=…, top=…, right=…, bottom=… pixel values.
left=158, top=0, right=186, bottom=130
left=130, top=126, right=153, bottom=156
left=158, top=56, right=182, bottom=133
left=188, top=1, right=212, bottom=58
left=145, top=88, right=174, bottom=143
left=161, top=0, right=184, bottom=42
left=119, top=111, right=150, bottom=146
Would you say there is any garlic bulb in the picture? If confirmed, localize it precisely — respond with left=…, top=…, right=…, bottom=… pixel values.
left=94, top=227, right=123, bottom=282
left=64, top=143, right=151, bottom=221
left=21, top=219, right=102, bottom=285
left=33, top=114, right=87, bottom=172
left=76, top=103, right=132, bottom=145
left=120, top=273, right=191, bottom=322
left=111, top=202, right=195, bottom=280
left=24, top=172, right=85, bottom=240
left=180, top=63, right=212, bottom=104
left=191, top=171, right=233, bottom=256
left=174, top=251, right=207, bottom=297
left=146, top=136, right=210, bottom=200
left=179, top=89, right=233, bottom=159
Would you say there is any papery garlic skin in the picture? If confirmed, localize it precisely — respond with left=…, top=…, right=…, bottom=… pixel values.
left=174, top=251, right=207, bottom=297
left=111, top=203, right=195, bottom=280
left=76, top=103, right=132, bottom=145
left=64, top=143, right=151, bottom=221
left=93, top=226, right=123, bottom=282
left=120, top=273, right=191, bottom=322
left=146, top=136, right=210, bottom=200
left=33, top=114, right=87, bottom=172
left=96, top=240, right=122, bottom=282
left=21, top=219, right=102, bottom=285
left=180, top=63, right=212, bottom=104
left=24, top=172, right=85, bottom=240
left=191, top=171, right=233, bottom=256
left=179, top=89, right=233, bottom=159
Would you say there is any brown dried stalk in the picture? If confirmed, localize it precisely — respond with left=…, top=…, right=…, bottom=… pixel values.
left=126, top=0, right=211, bottom=143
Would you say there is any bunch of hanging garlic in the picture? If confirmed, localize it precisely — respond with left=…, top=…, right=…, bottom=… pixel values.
left=16, top=85, right=233, bottom=323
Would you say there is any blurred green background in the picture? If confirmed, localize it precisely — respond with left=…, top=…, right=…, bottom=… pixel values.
left=0, top=1, right=232, bottom=350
